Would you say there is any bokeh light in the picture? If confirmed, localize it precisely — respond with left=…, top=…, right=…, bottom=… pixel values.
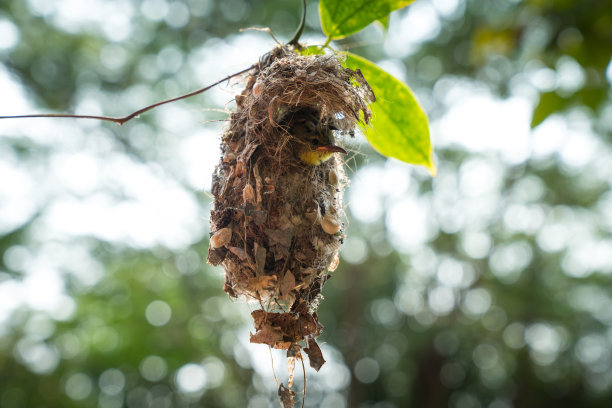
left=2, top=0, right=612, bottom=406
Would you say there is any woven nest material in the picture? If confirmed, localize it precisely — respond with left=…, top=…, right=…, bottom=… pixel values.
left=207, top=47, right=374, bottom=372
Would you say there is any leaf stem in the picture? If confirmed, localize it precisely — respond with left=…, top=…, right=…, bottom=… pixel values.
left=287, top=0, right=307, bottom=46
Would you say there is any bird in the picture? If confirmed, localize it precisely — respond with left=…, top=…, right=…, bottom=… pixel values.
left=289, top=109, right=347, bottom=166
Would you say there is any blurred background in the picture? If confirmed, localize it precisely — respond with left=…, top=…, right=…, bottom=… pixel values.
left=1, top=0, right=612, bottom=407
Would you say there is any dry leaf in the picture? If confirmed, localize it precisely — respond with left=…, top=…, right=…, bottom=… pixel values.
left=278, top=383, right=295, bottom=408
left=228, top=246, right=247, bottom=260
left=280, top=271, right=296, bottom=299
left=304, top=337, right=326, bottom=371
left=210, top=228, right=232, bottom=249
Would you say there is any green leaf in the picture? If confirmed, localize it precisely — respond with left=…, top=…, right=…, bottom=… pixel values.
left=531, top=88, right=607, bottom=128
left=376, top=15, right=390, bottom=32
left=577, top=88, right=607, bottom=111
left=298, top=45, right=325, bottom=56
left=320, top=0, right=413, bottom=40
left=531, top=91, right=566, bottom=128
left=344, top=53, right=435, bottom=175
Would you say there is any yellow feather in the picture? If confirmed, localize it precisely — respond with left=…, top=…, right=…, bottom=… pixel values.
left=298, top=149, right=335, bottom=166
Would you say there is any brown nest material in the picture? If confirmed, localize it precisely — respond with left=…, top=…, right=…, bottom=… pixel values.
left=207, top=46, right=374, bottom=374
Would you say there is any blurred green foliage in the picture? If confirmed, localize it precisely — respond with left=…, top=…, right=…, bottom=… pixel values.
left=1, top=0, right=612, bottom=408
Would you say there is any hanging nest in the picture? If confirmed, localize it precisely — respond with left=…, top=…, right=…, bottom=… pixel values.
left=207, top=46, right=374, bottom=376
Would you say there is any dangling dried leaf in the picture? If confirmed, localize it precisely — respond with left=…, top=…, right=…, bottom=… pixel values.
left=304, top=337, right=326, bottom=372
left=249, top=324, right=284, bottom=347
left=287, top=356, right=296, bottom=388
left=250, top=309, right=322, bottom=349
left=278, top=383, right=296, bottom=408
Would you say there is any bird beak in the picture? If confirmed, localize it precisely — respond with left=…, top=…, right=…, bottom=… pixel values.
left=316, top=145, right=347, bottom=154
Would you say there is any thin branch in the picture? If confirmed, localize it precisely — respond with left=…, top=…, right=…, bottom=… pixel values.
left=240, top=26, right=281, bottom=45
left=0, top=65, right=255, bottom=125
left=0, top=113, right=125, bottom=123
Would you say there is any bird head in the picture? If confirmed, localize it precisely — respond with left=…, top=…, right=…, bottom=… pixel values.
left=289, top=109, right=347, bottom=166
left=297, top=137, right=347, bottom=166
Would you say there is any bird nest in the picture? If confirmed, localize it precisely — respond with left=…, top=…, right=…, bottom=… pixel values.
left=207, top=46, right=374, bottom=375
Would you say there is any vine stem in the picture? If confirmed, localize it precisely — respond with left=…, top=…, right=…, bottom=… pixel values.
left=0, top=65, right=254, bottom=125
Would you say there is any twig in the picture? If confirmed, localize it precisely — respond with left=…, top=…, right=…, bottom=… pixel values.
left=241, top=26, right=281, bottom=45
left=0, top=65, right=255, bottom=125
